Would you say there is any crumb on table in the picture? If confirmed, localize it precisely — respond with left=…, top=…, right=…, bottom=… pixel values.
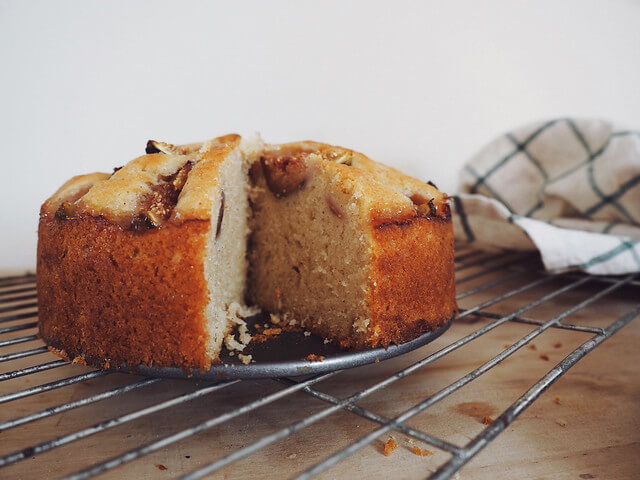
left=554, top=396, right=561, bottom=405
left=482, top=416, right=494, bottom=425
left=412, top=445, right=434, bottom=457
left=529, top=344, right=537, bottom=350
left=539, top=354, right=550, bottom=361
left=553, top=342, right=563, bottom=348
left=383, top=437, right=397, bottom=456
left=155, top=464, right=167, bottom=471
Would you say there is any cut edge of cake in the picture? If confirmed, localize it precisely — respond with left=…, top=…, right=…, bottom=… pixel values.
left=247, top=142, right=456, bottom=349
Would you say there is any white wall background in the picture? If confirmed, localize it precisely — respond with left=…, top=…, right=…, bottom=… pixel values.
left=1, top=0, right=639, bottom=269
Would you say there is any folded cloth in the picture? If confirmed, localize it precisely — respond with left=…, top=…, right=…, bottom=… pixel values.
left=452, top=118, right=640, bottom=274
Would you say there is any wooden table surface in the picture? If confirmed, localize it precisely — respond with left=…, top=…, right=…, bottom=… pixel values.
left=1, top=258, right=639, bottom=480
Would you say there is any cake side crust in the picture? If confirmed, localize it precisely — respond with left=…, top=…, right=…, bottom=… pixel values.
left=37, top=215, right=213, bottom=370
left=365, top=212, right=457, bottom=348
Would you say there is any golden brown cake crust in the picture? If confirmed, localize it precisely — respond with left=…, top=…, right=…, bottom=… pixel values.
left=367, top=212, right=456, bottom=348
left=264, top=141, right=450, bottom=227
left=41, top=134, right=254, bottom=228
left=37, top=215, right=213, bottom=370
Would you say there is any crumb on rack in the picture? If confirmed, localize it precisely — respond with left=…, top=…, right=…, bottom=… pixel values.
left=383, top=437, right=397, bottom=456
left=287, top=453, right=297, bottom=459
left=303, top=330, right=311, bottom=337
left=482, top=416, right=494, bottom=425
left=323, top=338, right=331, bottom=344
left=412, top=446, right=434, bottom=457
left=539, top=354, right=550, bottom=361
left=155, top=464, right=167, bottom=471
left=305, top=354, right=325, bottom=362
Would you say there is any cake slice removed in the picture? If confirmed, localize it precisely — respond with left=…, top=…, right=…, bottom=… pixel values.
left=247, top=142, right=456, bottom=349
left=37, top=134, right=262, bottom=369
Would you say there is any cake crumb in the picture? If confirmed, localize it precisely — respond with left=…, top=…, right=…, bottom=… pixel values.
left=383, top=437, right=397, bottom=456
left=305, top=354, right=325, bottom=362
left=554, top=396, right=561, bottom=405
left=529, top=344, right=537, bottom=350
left=263, top=328, right=282, bottom=336
left=553, top=342, right=563, bottom=348
left=539, top=354, right=550, bottom=361
left=224, top=334, right=246, bottom=352
left=71, top=354, right=87, bottom=366
left=354, top=317, right=370, bottom=333
left=555, top=418, right=568, bottom=427
left=155, top=464, right=167, bottom=471
left=412, top=446, right=434, bottom=457
left=303, top=330, right=311, bottom=337
left=482, top=416, right=494, bottom=425
left=238, top=322, right=252, bottom=345
left=238, top=354, right=252, bottom=365
left=287, top=453, right=297, bottom=459
left=323, top=338, right=331, bottom=344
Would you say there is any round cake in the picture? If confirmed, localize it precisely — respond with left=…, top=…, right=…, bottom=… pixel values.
left=37, top=135, right=456, bottom=370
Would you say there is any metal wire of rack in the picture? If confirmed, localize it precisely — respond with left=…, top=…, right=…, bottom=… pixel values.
left=0, top=244, right=638, bottom=479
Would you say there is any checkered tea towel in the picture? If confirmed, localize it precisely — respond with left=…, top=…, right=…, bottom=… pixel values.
left=451, top=118, right=640, bottom=275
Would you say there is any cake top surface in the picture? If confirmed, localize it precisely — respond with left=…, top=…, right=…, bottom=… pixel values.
left=42, top=134, right=262, bottom=228
left=42, top=136, right=449, bottom=229
left=263, top=141, right=450, bottom=225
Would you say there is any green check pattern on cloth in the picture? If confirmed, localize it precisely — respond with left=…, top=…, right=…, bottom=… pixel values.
left=452, top=118, right=640, bottom=274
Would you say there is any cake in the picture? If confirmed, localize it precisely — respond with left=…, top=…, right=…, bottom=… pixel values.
left=37, top=135, right=456, bottom=370
left=248, top=142, right=456, bottom=349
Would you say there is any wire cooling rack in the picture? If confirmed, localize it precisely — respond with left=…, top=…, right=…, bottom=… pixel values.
left=0, top=244, right=638, bottom=479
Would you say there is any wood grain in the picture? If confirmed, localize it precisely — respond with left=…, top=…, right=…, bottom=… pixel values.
left=0, top=263, right=639, bottom=480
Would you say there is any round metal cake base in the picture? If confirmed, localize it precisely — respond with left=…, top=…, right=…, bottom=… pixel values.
left=118, top=314, right=453, bottom=380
